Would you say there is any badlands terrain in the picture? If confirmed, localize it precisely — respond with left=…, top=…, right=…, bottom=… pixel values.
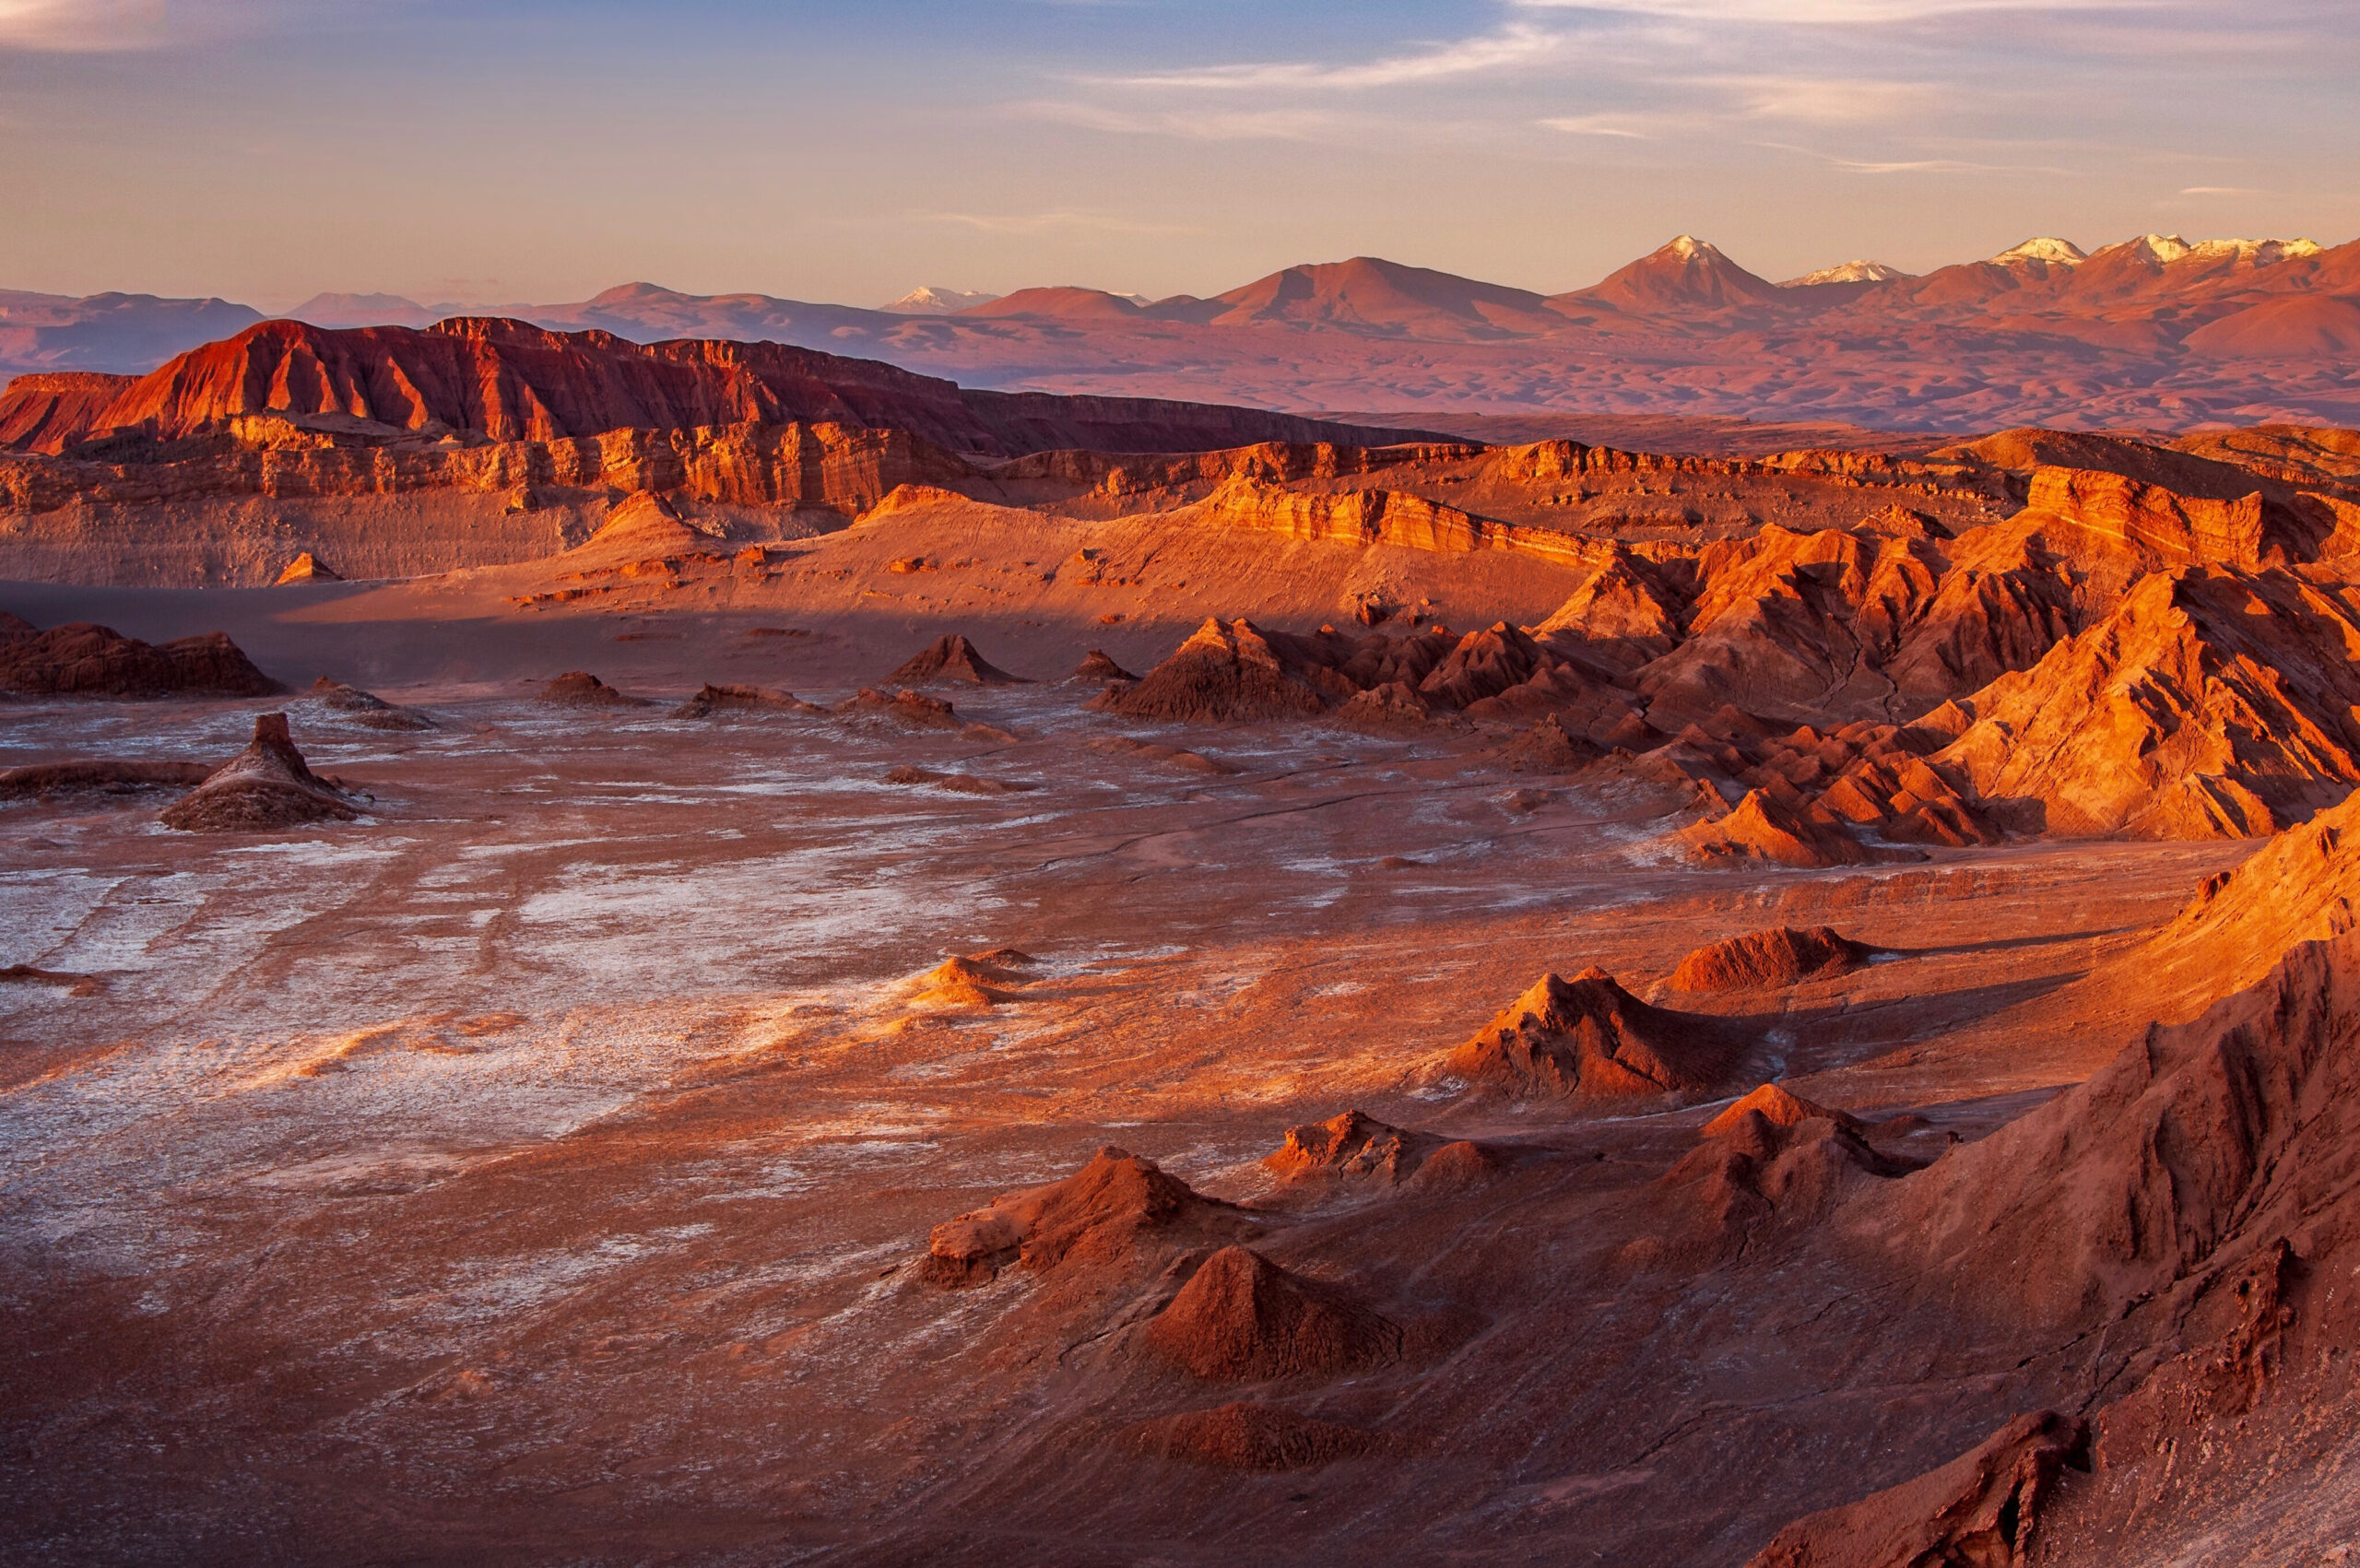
left=6, top=319, right=2360, bottom=1564
left=9, top=230, right=2360, bottom=432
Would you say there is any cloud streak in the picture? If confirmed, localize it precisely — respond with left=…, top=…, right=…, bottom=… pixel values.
left=1092, top=22, right=1560, bottom=92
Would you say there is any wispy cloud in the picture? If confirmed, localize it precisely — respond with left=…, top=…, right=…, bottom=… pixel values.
left=1540, top=114, right=1652, bottom=138
left=1094, top=23, right=1560, bottom=91
left=1708, top=75, right=1941, bottom=124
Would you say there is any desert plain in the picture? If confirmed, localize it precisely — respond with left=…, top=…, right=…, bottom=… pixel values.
left=3, top=304, right=2360, bottom=1568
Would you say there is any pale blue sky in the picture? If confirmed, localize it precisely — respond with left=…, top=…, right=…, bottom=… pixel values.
left=1, top=1, right=2354, bottom=307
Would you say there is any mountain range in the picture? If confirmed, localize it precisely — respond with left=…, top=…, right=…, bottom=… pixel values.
left=6, top=230, right=2355, bottom=432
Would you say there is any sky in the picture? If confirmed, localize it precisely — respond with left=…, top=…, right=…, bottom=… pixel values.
left=0, top=0, right=2355, bottom=310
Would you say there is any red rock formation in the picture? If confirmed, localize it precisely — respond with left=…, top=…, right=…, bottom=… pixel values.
left=670, top=683, right=819, bottom=718
left=0, top=371, right=132, bottom=454
left=1070, top=649, right=1136, bottom=683
left=1092, top=618, right=1356, bottom=723
left=159, top=713, right=360, bottom=832
left=536, top=671, right=644, bottom=708
left=0, top=619, right=280, bottom=698
left=833, top=687, right=963, bottom=730
left=922, top=1147, right=1251, bottom=1288
left=1931, top=567, right=2360, bottom=837
left=1701, top=1083, right=1862, bottom=1138
left=1670, top=927, right=1874, bottom=993
left=1140, top=1246, right=1400, bottom=1382
left=1261, top=1110, right=1443, bottom=1186
left=21, top=316, right=1429, bottom=460
left=310, top=678, right=434, bottom=732
left=2147, top=784, right=2360, bottom=1002
left=1676, top=789, right=1911, bottom=869
left=1446, top=969, right=1744, bottom=1099
left=1745, top=1410, right=2086, bottom=1568
left=886, top=633, right=1027, bottom=687
left=274, top=551, right=339, bottom=584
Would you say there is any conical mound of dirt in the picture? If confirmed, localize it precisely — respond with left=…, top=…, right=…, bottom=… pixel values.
left=887, top=633, right=1027, bottom=686
left=1121, top=1402, right=1393, bottom=1471
left=1445, top=969, right=1745, bottom=1099
left=1092, top=618, right=1354, bottom=722
left=1671, top=926, right=1874, bottom=993
left=159, top=713, right=360, bottom=832
left=923, top=1147, right=1252, bottom=1288
left=1702, top=1083, right=1862, bottom=1139
left=1746, top=1411, right=2086, bottom=1568
left=671, top=683, right=819, bottom=718
left=1141, top=1246, right=1401, bottom=1382
left=275, top=552, right=340, bottom=584
left=0, top=620, right=281, bottom=698
left=1262, top=1110, right=1442, bottom=1185
left=910, top=953, right=1034, bottom=1007
left=1677, top=789, right=1912, bottom=869
left=310, top=678, right=434, bottom=731
left=537, top=671, right=645, bottom=708
left=1071, top=648, right=1137, bottom=683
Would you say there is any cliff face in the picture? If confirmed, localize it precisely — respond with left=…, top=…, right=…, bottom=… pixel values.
left=0, top=372, right=133, bottom=454
left=0, top=317, right=1435, bottom=459
left=0, top=419, right=963, bottom=516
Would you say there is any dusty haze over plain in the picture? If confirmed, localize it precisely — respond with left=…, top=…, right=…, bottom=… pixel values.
left=2, top=0, right=2356, bottom=309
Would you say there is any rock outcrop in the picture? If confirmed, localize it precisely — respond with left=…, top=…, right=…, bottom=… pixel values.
left=310, top=678, right=434, bottom=731
left=1139, top=1246, right=1401, bottom=1382
left=886, top=633, right=1028, bottom=687
left=274, top=552, right=339, bottom=584
left=922, top=1147, right=1253, bottom=1289
left=0, top=620, right=280, bottom=698
left=1092, top=618, right=1355, bottom=723
left=1745, top=1410, right=2086, bottom=1568
left=536, top=671, right=644, bottom=708
left=1445, top=969, right=1745, bottom=1099
left=671, top=683, right=819, bottom=718
left=158, top=713, right=360, bottom=831
left=27, top=316, right=1426, bottom=460
left=1670, top=927, right=1875, bottom=992
left=1261, top=1111, right=1443, bottom=1186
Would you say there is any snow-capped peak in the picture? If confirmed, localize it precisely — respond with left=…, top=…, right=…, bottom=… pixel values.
left=1779, top=260, right=1912, bottom=288
left=878, top=286, right=1002, bottom=315
left=1990, top=237, right=2088, bottom=267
